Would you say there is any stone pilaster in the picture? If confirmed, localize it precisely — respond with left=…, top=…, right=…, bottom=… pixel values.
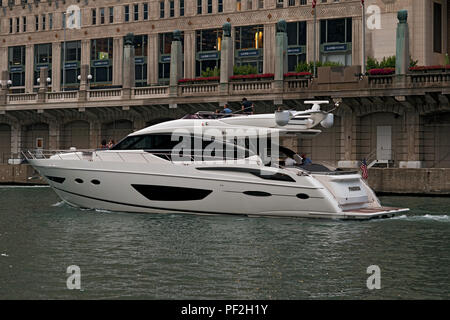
left=37, top=67, right=49, bottom=103
left=48, top=121, right=60, bottom=150
left=399, top=110, right=422, bottom=168
left=169, top=30, right=183, bottom=96
left=338, top=108, right=359, bottom=168
left=123, top=33, right=136, bottom=99
left=184, top=30, right=196, bottom=79
left=52, top=42, right=61, bottom=92
left=89, top=121, right=102, bottom=149
left=148, top=33, right=159, bottom=85
left=81, top=39, right=91, bottom=67
left=263, top=23, right=275, bottom=74
left=274, top=20, right=287, bottom=92
left=113, top=37, right=123, bottom=86
left=0, top=47, right=7, bottom=79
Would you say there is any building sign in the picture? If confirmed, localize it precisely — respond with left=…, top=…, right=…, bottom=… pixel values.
left=198, top=52, right=219, bottom=60
left=36, top=64, right=49, bottom=70
left=10, top=66, right=23, bottom=73
left=238, top=49, right=260, bottom=57
left=135, top=57, right=145, bottom=64
left=288, top=47, right=303, bottom=54
left=93, top=60, right=110, bottom=67
left=161, top=55, right=171, bottom=63
left=323, top=44, right=348, bottom=52
left=64, top=62, right=79, bottom=69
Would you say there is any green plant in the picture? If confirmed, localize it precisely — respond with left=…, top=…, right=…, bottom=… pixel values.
left=201, top=67, right=220, bottom=78
left=366, top=56, right=418, bottom=70
left=233, top=65, right=258, bottom=75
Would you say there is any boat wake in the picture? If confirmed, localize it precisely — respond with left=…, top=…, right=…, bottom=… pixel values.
left=390, top=214, right=449, bottom=222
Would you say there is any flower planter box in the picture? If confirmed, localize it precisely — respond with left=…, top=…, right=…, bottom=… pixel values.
left=229, top=73, right=274, bottom=81
left=178, top=77, right=220, bottom=84
left=409, top=65, right=450, bottom=73
left=284, top=72, right=312, bottom=79
left=368, top=68, right=395, bottom=76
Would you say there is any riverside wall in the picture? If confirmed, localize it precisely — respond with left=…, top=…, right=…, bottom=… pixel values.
left=2, top=164, right=450, bottom=195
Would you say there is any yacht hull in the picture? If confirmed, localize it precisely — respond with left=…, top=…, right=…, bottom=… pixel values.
left=28, top=158, right=408, bottom=220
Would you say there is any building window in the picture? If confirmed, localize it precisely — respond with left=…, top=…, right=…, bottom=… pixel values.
left=276, top=0, right=283, bottom=8
left=35, top=15, right=39, bottom=31
left=109, top=7, right=114, bottom=23
left=143, top=3, right=149, bottom=20
left=433, top=2, right=442, bottom=53
left=289, top=0, right=295, bottom=6
left=49, top=13, right=53, bottom=30
left=320, top=18, right=352, bottom=65
left=287, top=21, right=307, bottom=71
left=42, top=15, right=46, bottom=30
left=180, top=0, right=185, bottom=16
left=9, top=18, right=12, bottom=33
left=34, top=43, right=52, bottom=86
left=90, top=38, right=113, bottom=84
left=61, top=41, right=81, bottom=89
left=124, top=5, right=130, bottom=22
left=259, top=0, right=264, bottom=8
left=132, top=35, right=148, bottom=87
left=235, top=25, right=264, bottom=73
left=236, top=0, right=241, bottom=11
left=22, top=16, right=27, bottom=32
left=92, top=9, right=96, bottom=25
left=8, top=46, right=26, bottom=87
left=196, top=28, right=223, bottom=77
left=100, top=8, right=105, bottom=24
left=134, top=4, right=139, bottom=21
left=160, top=1, right=165, bottom=18
left=218, top=0, right=223, bottom=13
left=207, top=0, right=212, bottom=13
left=169, top=0, right=174, bottom=17
left=197, top=0, right=202, bottom=14
left=16, top=17, right=19, bottom=33
left=247, top=0, right=253, bottom=10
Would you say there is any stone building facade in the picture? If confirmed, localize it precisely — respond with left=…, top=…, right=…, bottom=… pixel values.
left=0, top=0, right=449, bottom=171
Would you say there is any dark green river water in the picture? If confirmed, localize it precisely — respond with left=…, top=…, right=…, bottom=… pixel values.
left=0, top=186, right=449, bottom=299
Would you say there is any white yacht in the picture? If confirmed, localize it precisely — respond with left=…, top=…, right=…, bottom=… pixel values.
left=24, top=101, right=409, bottom=220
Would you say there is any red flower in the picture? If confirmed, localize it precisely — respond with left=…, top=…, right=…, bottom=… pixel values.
left=409, top=65, right=448, bottom=71
left=178, top=76, right=219, bottom=83
left=368, top=68, right=395, bottom=75
left=229, top=73, right=274, bottom=80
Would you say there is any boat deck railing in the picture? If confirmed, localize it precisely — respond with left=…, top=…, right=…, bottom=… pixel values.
left=21, top=149, right=262, bottom=165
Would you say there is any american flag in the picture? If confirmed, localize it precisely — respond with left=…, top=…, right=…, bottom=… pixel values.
left=312, top=0, right=317, bottom=9
left=360, top=159, right=369, bottom=180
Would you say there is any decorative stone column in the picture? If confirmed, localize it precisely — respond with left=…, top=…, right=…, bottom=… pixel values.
left=395, top=10, right=409, bottom=75
left=337, top=106, right=359, bottom=168
left=123, top=33, right=136, bottom=100
left=220, top=22, right=233, bottom=93
left=274, top=20, right=287, bottom=92
left=169, top=30, right=183, bottom=97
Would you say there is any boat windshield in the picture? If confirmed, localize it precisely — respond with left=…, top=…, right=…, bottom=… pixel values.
left=110, top=133, right=256, bottom=160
